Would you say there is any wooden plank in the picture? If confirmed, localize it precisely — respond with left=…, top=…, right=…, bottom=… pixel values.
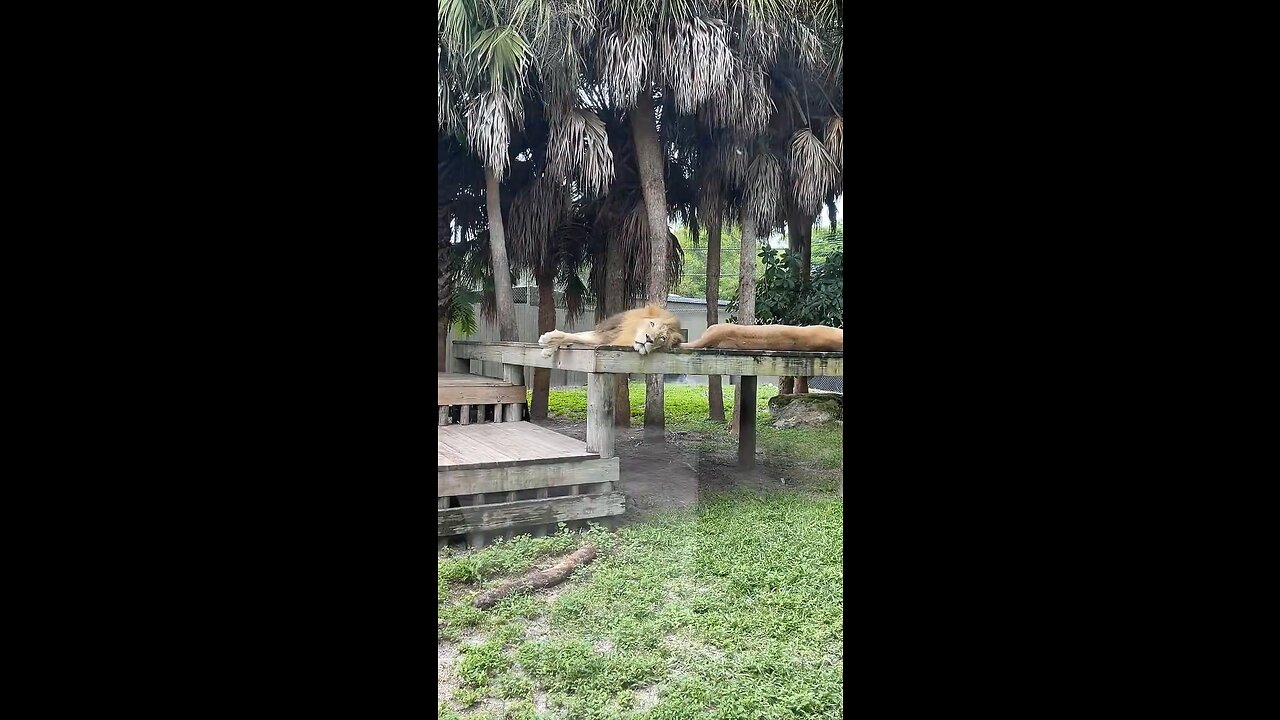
left=452, top=341, right=843, bottom=376
left=439, top=429, right=520, bottom=466
left=438, top=406, right=449, bottom=426
left=449, top=356, right=470, bottom=374
left=437, top=423, right=598, bottom=470
left=439, top=457, right=619, bottom=496
left=739, top=375, right=757, bottom=469
left=586, top=372, right=616, bottom=459
left=438, top=491, right=627, bottom=537
left=460, top=404, right=471, bottom=425
left=438, top=373, right=511, bottom=387
left=438, top=385, right=526, bottom=406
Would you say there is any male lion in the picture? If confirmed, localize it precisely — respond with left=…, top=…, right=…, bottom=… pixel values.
left=538, top=304, right=684, bottom=358
left=682, top=323, right=843, bottom=351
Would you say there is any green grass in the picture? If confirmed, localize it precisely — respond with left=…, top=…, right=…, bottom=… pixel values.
left=439, top=384, right=844, bottom=718
left=536, top=382, right=843, bottom=473
left=439, top=498, right=844, bottom=719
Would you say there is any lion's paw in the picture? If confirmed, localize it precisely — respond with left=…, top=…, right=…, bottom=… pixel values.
left=538, top=331, right=556, bottom=346
left=541, top=347, right=556, bottom=358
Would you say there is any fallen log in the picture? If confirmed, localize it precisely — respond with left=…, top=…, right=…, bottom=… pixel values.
left=473, top=544, right=598, bottom=609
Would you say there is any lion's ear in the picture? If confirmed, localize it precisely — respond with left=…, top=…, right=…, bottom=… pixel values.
left=671, top=331, right=685, bottom=346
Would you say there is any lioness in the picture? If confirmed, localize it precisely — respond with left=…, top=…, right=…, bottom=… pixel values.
left=683, top=323, right=843, bottom=351
left=538, top=304, right=684, bottom=358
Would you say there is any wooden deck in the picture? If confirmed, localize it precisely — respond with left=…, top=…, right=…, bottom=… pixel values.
left=438, top=422, right=598, bottom=470
left=438, top=371, right=624, bottom=546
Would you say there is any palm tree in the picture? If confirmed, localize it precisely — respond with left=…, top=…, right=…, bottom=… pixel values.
left=439, top=0, right=550, bottom=341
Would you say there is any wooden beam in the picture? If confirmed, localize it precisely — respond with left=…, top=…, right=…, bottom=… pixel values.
left=738, top=375, right=757, bottom=469
left=437, top=491, right=626, bottom=537
left=586, top=372, right=616, bottom=459
left=439, top=457, right=619, bottom=497
left=452, top=341, right=843, bottom=376
left=438, top=385, right=526, bottom=406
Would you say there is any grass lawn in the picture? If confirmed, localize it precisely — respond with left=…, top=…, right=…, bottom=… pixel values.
left=440, top=383, right=844, bottom=719
left=540, top=382, right=844, bottom=473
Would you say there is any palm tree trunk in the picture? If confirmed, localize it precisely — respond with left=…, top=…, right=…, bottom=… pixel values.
left=731, top=211, right=757, bottom=434
left=795, top=218, right=812, bottom=394
left=706, top=220, right=725, bottom=421
left=484, top=168, right=519, bottom=342
left=630, top=89, right=668, bottom=441
left=531, top=278, right=555, bottom=419
left=605, top=240, right=631, bottom=427
left=438, top=207, right=453, bottom=372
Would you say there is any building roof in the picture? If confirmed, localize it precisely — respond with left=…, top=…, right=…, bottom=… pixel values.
left=508, top=286, right=727, bottom=309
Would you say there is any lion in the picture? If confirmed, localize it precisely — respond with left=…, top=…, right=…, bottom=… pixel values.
left=682, top=323, right=843, bottom=351
left=538, top=304, right=685, bottom=358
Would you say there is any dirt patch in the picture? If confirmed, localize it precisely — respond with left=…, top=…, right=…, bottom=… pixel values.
left=438, top=641, right=461, bottom=708
left=533, top=418, right=830, bottom=519
left=634, top=684, right=661, bottom=711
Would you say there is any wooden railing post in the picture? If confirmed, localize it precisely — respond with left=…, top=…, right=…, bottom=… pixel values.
left=586, top=372, right=616, bottom=459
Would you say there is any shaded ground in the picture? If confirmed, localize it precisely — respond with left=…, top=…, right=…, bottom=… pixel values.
left=532, top=416, right=837, bottom=520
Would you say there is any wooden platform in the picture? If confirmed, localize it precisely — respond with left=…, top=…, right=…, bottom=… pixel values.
left=450, top=340, right=844, bottom=470
left=438, top=422, right=598, bottom=470
left=438, top=372, right=624, bottom=547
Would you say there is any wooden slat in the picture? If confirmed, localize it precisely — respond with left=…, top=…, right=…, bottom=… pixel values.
left=452, top=341, right=843, bottom=376
left=438, top=423, right=598, bottom=468
left=438, top=406, right=449, bottom=426
left=460, top=405, right=471, bottom=425
left=438, top=373, right=511, bottom=387
left=438, top=385, right=527, bottom=406
left=439, top=429, right=521, bottom=466
left=438, top=457, right=619, bottom=496
left=438, top=491, right=627, bottom=537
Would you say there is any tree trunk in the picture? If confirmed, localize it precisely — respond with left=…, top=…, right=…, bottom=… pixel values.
left=795, top=219, right=811, bottom=395
left=484, top=168, right=519, bottom=341
left=531, top=279, right=555, bottom=419
left=438, top=318, right=448, bottom=373
left=605, top=239, right=630, bottom=427
left=438, top=207, right=453, bottom=372
left=706, top=220, right=725, bottom=422
left=630, top=88, right=668, bottom=441
left=730, top=211, right=757, bottom=434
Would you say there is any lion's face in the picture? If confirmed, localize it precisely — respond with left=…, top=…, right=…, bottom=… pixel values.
left=645, top=318, right=683, bottom=348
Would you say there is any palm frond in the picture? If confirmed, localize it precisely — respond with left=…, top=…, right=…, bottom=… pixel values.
left=465, top=89, right=523, bottom=177
left=789, top=127, right=839, bottom=215
left=547, top=108, right=615, bottom=198
left=595, top=28, right=652, bottom=108
left=745, top=150, right=783, bottom=231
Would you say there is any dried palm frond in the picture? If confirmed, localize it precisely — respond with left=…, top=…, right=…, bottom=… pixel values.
left=547, top=108, right=615, bottom=198
left=508, top=174, right=572, bottom=276
left=824, top=116, right=843, bottom=174
left=745, top=151, right=782, bottom=231
left=789, top=128, right=839, bottom=215
left=466, top=89, right=524, bottom=177
left=595, top=28, right=652, bottom=108
left=660, top=17, right=733, bottom=113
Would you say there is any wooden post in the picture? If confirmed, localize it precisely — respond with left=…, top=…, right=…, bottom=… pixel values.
left=738, top=375, right=757, bottom=469
left=586, top=372, right=616, bottom=459
left=438, top=407, right=449, bottom=426
left=503, top=364, right=524, bottom=422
